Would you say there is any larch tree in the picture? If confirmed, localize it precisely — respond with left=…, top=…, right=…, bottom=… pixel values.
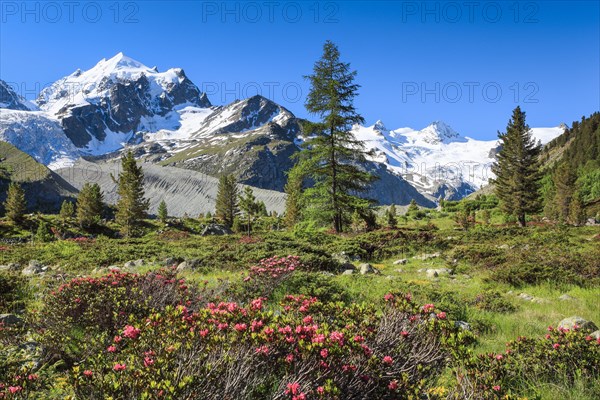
left=491, top=106, right=542, bottom=227
left=296, top=40, right=376, bottom=233
left=215, top=174, right=239, bottom=228
left=4, top=182, right=26, bottom=225
left=114, top=151, right=149, bottom=237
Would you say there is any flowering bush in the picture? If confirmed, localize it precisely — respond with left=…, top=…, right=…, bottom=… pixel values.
left=36, top=268, right=198, bottom=365
left=454, top=325, right=600, bottom=399
left=64, top=293, right=465, bottom=399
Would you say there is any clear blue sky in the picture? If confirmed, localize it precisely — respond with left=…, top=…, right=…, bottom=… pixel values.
left=1, top=1, right=598, bottom=139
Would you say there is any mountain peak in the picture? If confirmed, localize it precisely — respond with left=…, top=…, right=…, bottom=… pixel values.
left=420, top=121, right=461, bottom=144
left=98, top=52, right=150, bottom=72
left=373, top=120, right=387, bottom=132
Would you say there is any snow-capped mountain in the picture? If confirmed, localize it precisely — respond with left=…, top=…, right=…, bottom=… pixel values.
left=37, top=52, right=211, bottom=152
left=0, top=53, right=568, bottom=204
left=0, top=80, right=79, bottom=168
left=353, top=120, right=565, bottom=200
left=0, top=81, right=38, bottom=111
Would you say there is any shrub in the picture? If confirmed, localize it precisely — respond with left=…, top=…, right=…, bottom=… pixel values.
left=0, top=272, right=29, bottom=313
left=454, top=326, right=600, bottom=399
left=61, top=294, right=465, bottom=400
left=37, top=268, right=198, bottom=365
left=471, top=290, right=517, bottom=313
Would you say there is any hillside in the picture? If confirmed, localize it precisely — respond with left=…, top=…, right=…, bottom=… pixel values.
left=55, top=159, right=287, bottom=216
left=0, top=141, right=77, bottom=211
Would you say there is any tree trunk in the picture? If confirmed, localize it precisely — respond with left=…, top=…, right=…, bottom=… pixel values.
left=518, top=214, right=526, bottom=227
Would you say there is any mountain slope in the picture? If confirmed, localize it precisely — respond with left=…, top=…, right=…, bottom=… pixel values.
left=353, top=120, right=565, bottom=200
left=56, top=159, right=287, bottom=216
left=0, top=141, right=77, bottom=211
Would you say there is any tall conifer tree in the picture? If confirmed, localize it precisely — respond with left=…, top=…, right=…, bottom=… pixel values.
left=492, top=107, right=542, bottom=227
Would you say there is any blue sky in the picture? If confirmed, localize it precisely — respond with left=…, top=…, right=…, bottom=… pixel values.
left=1, top=0, right=598, bottom=139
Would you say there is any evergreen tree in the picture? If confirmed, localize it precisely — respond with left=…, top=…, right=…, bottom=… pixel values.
left=59, top=200, right=75, bottom=223
left=215, top=175, right=239, bottom=228
left=158, top=200, right=168, bottom=223
left=387, top=204, right=397, bottom=228
left=552, top=162, right=577, bottom=222
left=35, top=220, right=53, bottom=242
left=239, top=186, right=259, bottom=236
left=76, top=183, right=104, bottom=228
left=295, top=40, right=376, bottom=233
left=407, top=199, right=419, bottom=213
left=491, top=107, right=542, bottom=227
left=284, top=166, right=303, bottom=228
left=4, top=182, right=26, bottom=225
left=114, top=151, right=149, bottom=237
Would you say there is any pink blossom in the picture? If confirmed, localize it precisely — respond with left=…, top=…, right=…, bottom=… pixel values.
left=401, top=330, right=409, bottom=338
left=114, top=335, right=122, bottom=343
left=388, top=380, right=398, bottom=390
left=123, top=325, right=141, bottom=339
left=285, top=354, right=294, bottom=363
left=83, top=370, right=93, bottom=377
left=383, top=355, right=393, bottom=365
left=317, top=386, right=324, bottom=395
left=384, top=293, right=394, bottom=302
left=492, top=385, right=501, bottom=391
left=286, top=382, right=300, bottom=395
left=320, top=348, right=329, bottom=358
left=144, top=357, right=155, bottom=367
left=113, top=363, right=126, bottom=372
left=8, top=386, right=22, bottom=394
left=495, top=354, right=503, bottom=360
left=234, top=323, right=247, bottom=332
left=422, top=303, right=435, bottom=313
left=107, top=345, right=117, bottom=353
left=436, top=311, right=447, bottom=320
left=553, top=343, right=560, bottom=349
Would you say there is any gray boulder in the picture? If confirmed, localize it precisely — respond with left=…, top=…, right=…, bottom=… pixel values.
left=558, top=316, right=598, bottom=332
left=358, top=263, right=379, bottom=275
left=558, top=294, right=575, bottom=301
left=455, top=321, right=471, bottom=331
left=177, top=259, right=201, bottom=272
left=425, top=268, right=452, bottom=278
left=393, top=259, right=407, bottom=265
left=22, top=260, right=44, bottom=276
left=201, top=224, right=233, bottom=236
left=0, top=263, right=21, bottom=272
left=413, top=252, right=441, bottom=261
left=590, top=330, right=600, bottom=339
left=0, top=314, right=23, bottom=326
left=342, top=269, right=355, bottom=276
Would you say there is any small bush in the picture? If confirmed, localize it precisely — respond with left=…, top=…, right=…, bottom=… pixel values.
left=455, top=326, right=600, bottom=399
left=471, top=290, right=517, bottom=313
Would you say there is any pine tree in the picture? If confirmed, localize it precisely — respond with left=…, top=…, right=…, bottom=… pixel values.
left=59, top=200, right=75, bottom=223
left=387, top=204, right=397, bottom=228
left=215, top=175, right=239, bottom=228
left=158, top=200, right=168, bottom=223
left=114, top=151, right=149, bottom=237
left=407, top=199, right=419, bottom=213
left=239, top=186, right=259, bottom=236
left=295, top=40, right=377, bottom=233
left=4, top=182, right=26, bottom=225
left=284, top=165, right=303, bottom=228
left=552, top=162, right=577, bottom=222
left=491, top=106, right=542, bottom=227
left=76, top=183, right=104, bottom=228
